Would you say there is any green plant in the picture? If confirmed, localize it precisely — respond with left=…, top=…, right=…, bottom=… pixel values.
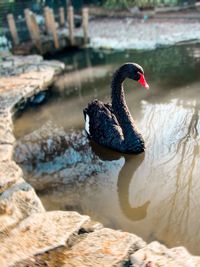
left=103, top=0, right=179, bottom=8
left=103, top=0, right=135, bottom=9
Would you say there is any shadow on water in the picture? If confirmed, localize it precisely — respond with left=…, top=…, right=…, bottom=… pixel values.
left=13, top=43, right=200, bottom=255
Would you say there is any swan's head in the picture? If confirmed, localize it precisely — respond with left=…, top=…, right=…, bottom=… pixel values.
left=122, top=63, right=149, bottom=89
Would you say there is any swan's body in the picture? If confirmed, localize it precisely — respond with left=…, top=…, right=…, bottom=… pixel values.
left=83, top=63, right=149, bottom=154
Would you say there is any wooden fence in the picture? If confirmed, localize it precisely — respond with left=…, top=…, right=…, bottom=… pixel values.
left=6, top=4, right=89, bottom=55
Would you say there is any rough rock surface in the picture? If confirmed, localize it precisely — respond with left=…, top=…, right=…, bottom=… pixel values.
left=0, top=182, right=45, bottom=233
left=0, top=54, right=200, bottom=267
left=14, top=121, right=124, bottom=191
left=0, top=144, right=13, bottom=161
left=16, top=228, right=146, bottom=267
left=0, top=55, right=65, bottom=113
left=0, top=161, right=23, bottom=193
left=57, top=228, right=146, bottom=267
left=0, top=112, right=15, bottom=144
left=130, top=241, right=200, bottom=267
left=0, top=211, right=90, bottom=267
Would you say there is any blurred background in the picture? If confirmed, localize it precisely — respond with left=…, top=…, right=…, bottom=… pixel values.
left=1, top=0, right=200, bottom=257
left=0, top=0, right=200, bottom=50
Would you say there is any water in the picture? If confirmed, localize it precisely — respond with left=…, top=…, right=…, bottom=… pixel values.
left=14, top=44, right=200, bottom=255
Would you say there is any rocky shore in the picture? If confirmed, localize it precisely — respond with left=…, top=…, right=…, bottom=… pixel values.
left=0, top=54, right=200, bottom=266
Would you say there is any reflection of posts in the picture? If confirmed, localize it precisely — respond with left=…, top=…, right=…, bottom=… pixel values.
left=59, top=7, right=65, bottom=27
left=44, top=7, right=51, bottom=35
left=82, top=8, right=89, bottom=45
left=73, top=57, right=82, bottom=100
left=7, top=14, right=20, bottom=45
left=49, top=9, right=60, bottom=49
left=117, top=154, right=150, bottom=221
left=24, top=9, right=42, bottom=52
left=68, top=6, right=75, bottom=45
left=43, top=7, right=59, bottom=49
left=24, top=9, right=34, bottom=40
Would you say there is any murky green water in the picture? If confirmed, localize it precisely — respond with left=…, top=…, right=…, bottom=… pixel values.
left=14, top=44, right=200, bottom=255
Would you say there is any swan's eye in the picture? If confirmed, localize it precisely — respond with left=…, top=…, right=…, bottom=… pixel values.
left=137, top=70, right=144, bottom=76
left=136, top=71, right=142, bottom=80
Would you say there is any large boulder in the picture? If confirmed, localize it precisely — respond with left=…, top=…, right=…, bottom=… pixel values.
left=10, top=227, right=146, bottom=267
left=0, top=182, right=45, bottom=233
left=130, top=241, right=200, bottom=267
left=14, top=122, right=124, bottom=191
left=0, top=211, right=90, bottom=267
left=0, top=161, right=22, bottom=193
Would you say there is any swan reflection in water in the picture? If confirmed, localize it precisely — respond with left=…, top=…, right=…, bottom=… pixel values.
left=117, top=155, right=150, bottom=221
left=90, top=142, right=149, bottom=221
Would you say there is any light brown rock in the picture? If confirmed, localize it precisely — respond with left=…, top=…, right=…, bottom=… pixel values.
left=0, top=56, right=64, bottom=112
left=12, top=55, right=43, bottom=67
left=130, top=241, right=200, bottom=267
left=0, top=144, right=13, bottom=162
left=0, top=161, right=23, bottom=193
left=0, top=182, right=45, bottom=233
left=41, top=60, right=65, bottom=74
left=0, top=211, right=90, bottom=267
left=0, top=70, right=54, bottom=94
left=0, top=114, right=15, bottom=144
left=14, top=227, right=146, bottom=267
left=61, top=228, right=146, bottom=267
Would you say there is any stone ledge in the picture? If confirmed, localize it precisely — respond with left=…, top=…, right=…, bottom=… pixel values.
left=0, top=144, right=13, bottom=162
left=0, top=211, right=90, bottom=267
left=0, top=113, right=15, bottom=145
left=58, top=228, right=146, bottom=266
left=0, top=55, right=65, bottom=267
left=130, top=241, right=200, bottom=267
left=0, top=55, right=65, bottom=113
left=0, top=182, right=45, bottom=233
left=15, top=228, right=146, bottom=267
left=0, top=161, right=23, bottom=193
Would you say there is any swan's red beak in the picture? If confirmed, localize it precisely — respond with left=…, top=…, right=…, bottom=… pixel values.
left=138, top=73, right=149, bottom=89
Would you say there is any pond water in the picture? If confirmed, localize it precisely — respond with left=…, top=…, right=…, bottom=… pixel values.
left=14, top=44, right=200, bottom=255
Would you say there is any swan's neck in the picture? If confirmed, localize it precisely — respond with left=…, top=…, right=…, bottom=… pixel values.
left=111, top=69, right=139, bottom=141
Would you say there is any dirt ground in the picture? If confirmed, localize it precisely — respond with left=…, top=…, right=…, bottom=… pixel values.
left=83, top=7, right=200, bottom=50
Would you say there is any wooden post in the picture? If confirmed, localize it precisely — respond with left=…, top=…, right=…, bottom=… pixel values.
left=67, top=6, right=75, bottom=45
left=30, top=13, right=42, bottom=52
left=7, top=14, right=19, bottom=45
left=66, top=0, right=72, bottom=9
left=49, top=8, right=60, bottom=49
left=24, top=9, right=34, bottom=40
left=59, top=7, right=65, bottom=27
left=24, top=9, right=42, bottom=52
left=44, top=7, right=52, bottom=35
left=82, top=7, right=89, bottom=45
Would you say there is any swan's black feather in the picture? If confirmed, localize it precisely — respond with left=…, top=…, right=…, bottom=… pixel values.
left=84, top=100, right=123, bottom=150
left=83, top=63, right=146, bottom=154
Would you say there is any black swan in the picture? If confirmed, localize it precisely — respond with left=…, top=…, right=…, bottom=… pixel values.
left=83, top=63, right=149, bottom=154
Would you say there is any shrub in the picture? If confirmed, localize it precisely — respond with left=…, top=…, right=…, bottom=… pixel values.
left=103, top=0, right=179, bottom=9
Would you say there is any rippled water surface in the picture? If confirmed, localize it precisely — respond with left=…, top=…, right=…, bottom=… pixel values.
left=14, top=44, right=200, bottom=255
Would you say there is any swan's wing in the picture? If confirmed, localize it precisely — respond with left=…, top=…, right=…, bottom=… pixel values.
left=83, top=100, right=123, bottom=149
